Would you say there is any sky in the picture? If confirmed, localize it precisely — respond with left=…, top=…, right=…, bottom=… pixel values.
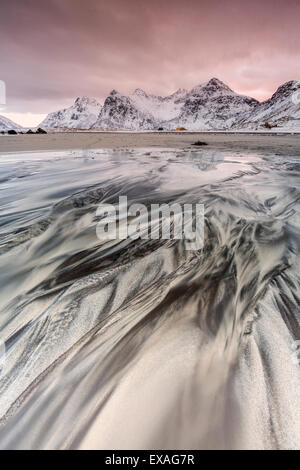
left=1, top=0, right=300, bottom=126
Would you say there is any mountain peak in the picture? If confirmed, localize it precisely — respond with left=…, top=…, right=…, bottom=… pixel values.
left=204, top=78, right=232, bottom=92
left=263, top=80, right=300, bottom=107
left=133, top=88, right=147, bottom=97
left=171, top=88, right=188, bottom=98
left=274, top=80, right=300, bottom=95
left=41, top=96, right=102, bottom=129
left=74, top=96, right=100, bottom=106
left=75, top=96, right=89, bottom=103
left=207, top=77, right=228, bottom=87
left=190, top=78, right=232, bottom=96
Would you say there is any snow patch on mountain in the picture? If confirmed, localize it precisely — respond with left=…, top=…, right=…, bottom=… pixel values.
left=129, top=87, right=188, bottom=122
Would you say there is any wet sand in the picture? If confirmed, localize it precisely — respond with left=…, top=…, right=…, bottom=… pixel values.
left=0, top=142, right=299, bottom=449
left=0, top=131, right=300, bottom=156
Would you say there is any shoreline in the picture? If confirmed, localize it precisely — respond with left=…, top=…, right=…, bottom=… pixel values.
left=0, top=131, right=300, bottom=156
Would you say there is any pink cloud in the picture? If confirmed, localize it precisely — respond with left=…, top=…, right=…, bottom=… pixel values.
left=1, top=0, right=299, bottom=116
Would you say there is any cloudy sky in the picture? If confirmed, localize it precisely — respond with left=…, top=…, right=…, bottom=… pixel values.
left=1, top=0, right=300, bottom=126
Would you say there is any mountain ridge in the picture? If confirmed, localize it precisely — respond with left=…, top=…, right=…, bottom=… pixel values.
left=39, top=78, right=300, bottom=131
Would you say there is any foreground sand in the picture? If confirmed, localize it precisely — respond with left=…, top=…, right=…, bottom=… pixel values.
left=0, top=131, right=300, bottom=155
left=0, top=146, right=299, bottom=449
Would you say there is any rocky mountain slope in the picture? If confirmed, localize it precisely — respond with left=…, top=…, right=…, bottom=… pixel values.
left=93, top=90, right=156, bottom=130
left=40, top=97, right=102, bottom=129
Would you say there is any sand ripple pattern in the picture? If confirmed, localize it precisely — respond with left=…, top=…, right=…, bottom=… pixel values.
left=0, top=148, right=299, bottom=449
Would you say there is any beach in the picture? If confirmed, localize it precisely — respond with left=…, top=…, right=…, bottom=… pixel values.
left=0, top=131, right=300, bottom=156
left=0, top=140, right=299, bottom=449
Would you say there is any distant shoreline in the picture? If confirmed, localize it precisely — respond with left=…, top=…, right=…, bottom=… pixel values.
left=0, top=131, right=300, bottom=156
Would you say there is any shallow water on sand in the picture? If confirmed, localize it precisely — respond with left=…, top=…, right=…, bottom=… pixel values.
left=0, top=147, right=299, bottom=449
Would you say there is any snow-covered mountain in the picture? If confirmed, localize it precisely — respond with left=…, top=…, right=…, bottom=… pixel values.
left=40, top=97, right=102, bottom=129
left=166, top=78, right=258, bottom=130
left=0, top=114, right=23, bottom=131
left=93, top=78, right=258, bottom=130
left=37, top=79, right=300, bottom=131
left=92, top=88, right=188, bottom=130
left=234, top=80, right=300, bottom=131
left=93, top=90, right=156, bottom=130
